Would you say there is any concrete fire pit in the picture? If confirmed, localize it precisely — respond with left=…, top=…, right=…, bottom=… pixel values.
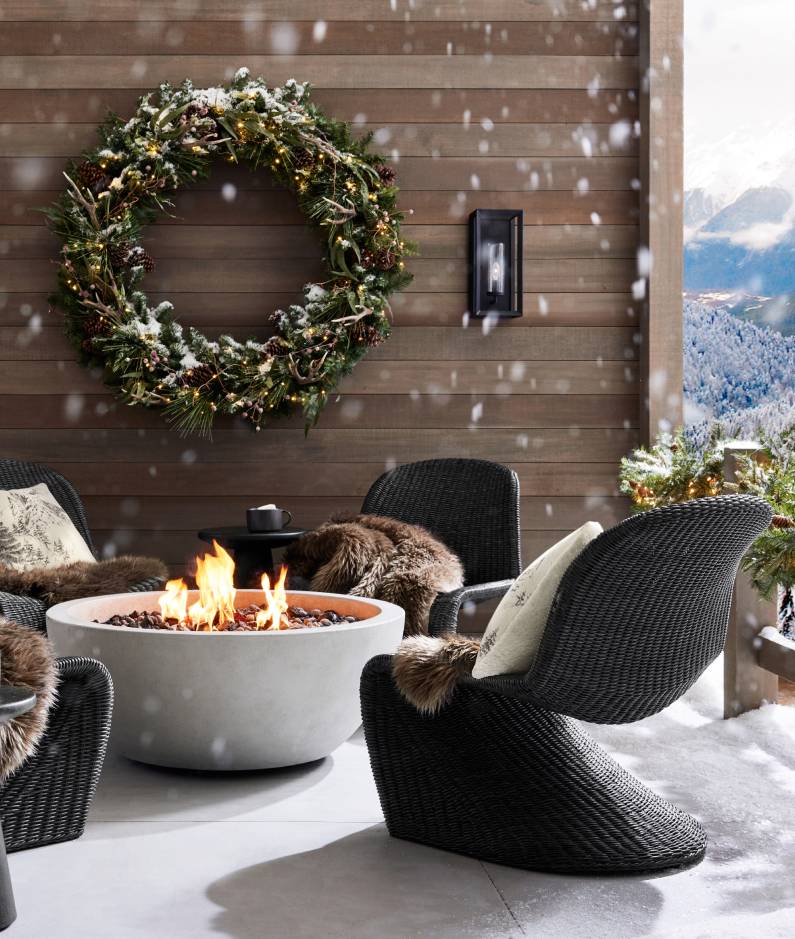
left=46, top=590, right=404, bottom=770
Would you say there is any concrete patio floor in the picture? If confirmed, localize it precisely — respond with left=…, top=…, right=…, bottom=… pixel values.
left=8, top=661, right=795, bottom=938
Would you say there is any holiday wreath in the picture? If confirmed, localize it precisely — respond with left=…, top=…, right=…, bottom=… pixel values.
left=48, top=68, right=413, bottom=434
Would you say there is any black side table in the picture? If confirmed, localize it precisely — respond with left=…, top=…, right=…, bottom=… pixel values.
left=198, top=526, right=307, bottom=587
left=0, top=686, right=37, bottom=931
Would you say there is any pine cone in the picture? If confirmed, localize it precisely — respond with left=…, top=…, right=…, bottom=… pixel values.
left=127, top=245, right=155, bottom=273
left=356, top=324, right=383, bottom=347
left=182, top=103, right=209, bottom=122
left=262, top=338, right=283, bottom=357
left=376, top=163, right=396, bottom=186
left=362, top=248, right=397, bottom=271
left=294, top=149, right=315, bottom=170
left=77, top=161, right=106, bottom=187
left=181, top=363, right=215, bottom=387
left=108, top=241, right=132, bottom=268
left=82, top=315, right=109, bottom=338
left=771, top=514, right=795, bottom=529
left=374, top=249, right=397, bottom=271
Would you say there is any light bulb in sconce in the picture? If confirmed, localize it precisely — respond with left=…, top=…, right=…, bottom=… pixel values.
left=487, top=241, right=506, bottom=296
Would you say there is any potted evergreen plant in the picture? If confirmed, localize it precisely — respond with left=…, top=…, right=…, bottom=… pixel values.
left=619, top=429, right=795, bottom=635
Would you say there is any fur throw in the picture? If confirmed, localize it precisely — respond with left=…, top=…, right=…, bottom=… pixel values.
left=0, top=555, right=168, bottom=607
left=392, top=634, right=480, bottom=714
left=284, top=514, right=464, bottom=636
left=0, top=618, right=58, bottom=781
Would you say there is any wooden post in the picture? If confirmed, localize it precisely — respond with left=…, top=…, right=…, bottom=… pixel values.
left=638, top=0, right=684, bottom=443
left=722, top=443, right=779, bottom=718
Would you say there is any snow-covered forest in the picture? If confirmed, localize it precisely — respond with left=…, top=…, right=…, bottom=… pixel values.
left=684, top=300, right=795, bottom=447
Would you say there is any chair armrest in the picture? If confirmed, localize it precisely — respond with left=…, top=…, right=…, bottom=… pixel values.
left=428, top=579, right=514, bottom=636
left=128, top=576, right=166, bottom=593
left=0, top=578, right=163, bottom=634
left=0, top=592, right=47, bottom=632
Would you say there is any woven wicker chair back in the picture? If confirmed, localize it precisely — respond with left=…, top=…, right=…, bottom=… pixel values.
left=527, top=495, right=772, bottom=723
left=0, top=459, right=96, bottom=557
left=362, top=458, right=521, bottom=586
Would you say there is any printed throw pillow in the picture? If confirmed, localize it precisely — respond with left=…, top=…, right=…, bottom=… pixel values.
left=0, top=484, right=95, bottom=572
left=472, top=521, right=603, bottom=679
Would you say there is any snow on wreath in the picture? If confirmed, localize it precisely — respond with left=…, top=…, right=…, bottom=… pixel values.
left=47, top=68, right=413, bottom=435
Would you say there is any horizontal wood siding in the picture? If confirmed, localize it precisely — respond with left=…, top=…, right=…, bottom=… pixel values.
left=0, top=1, right=640, bottom=616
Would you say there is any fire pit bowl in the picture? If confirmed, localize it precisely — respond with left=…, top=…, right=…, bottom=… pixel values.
left=46, top=590, right=404, bottom=770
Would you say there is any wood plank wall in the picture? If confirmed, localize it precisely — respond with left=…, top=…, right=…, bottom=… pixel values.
left=0, top=0, right=641, bottom=624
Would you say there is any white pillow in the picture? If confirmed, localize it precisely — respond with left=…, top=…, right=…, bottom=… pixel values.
left=0, top=483, right=95, bottom=571
left=472, top=521, right=603, bottom=679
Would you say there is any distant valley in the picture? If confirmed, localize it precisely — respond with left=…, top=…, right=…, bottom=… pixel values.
left=685, top=288, right=795, bottom=337
left=685, top=182, right=795, bottom=335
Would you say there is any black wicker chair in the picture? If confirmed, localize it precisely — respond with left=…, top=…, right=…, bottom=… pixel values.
left=362, top=495, right=772, bottom=873
left=0, top=459, right=163, bottom=631
left=1, top=658, right=112, bottom=852
left=361, top=458, right=521, bottom=635
left=0, top=459, right=158, bottom=851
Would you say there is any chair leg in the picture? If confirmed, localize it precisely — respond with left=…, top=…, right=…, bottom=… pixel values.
left=0, top=823, right=16, bottom=931
left=361, top=655, right=706, bottom=874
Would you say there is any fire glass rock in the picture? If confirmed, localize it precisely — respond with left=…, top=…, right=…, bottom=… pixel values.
left=98, top=604, right=361, bottom=632
left=98, top=542, right=365, bottom=634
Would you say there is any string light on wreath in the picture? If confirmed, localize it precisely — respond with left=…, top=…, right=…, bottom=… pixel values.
left=48, top=68, right=414, bottom=435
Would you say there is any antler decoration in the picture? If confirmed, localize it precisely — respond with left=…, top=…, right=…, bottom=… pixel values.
left=288, top=351, right=330, bottom=385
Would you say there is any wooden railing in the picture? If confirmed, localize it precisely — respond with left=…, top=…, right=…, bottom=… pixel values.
left=722, top=442, right=795, bottom=717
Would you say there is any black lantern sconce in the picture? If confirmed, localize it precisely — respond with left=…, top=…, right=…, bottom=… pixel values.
left=468, top=209, right=523, bottom=318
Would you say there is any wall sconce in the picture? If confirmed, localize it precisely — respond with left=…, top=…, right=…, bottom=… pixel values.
left=469, top=209, right=523, bottom=318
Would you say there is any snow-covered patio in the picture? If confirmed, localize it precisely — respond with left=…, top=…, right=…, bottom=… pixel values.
left=8, top=659, right=794, bottom=939
left=5, top=1, right=795, bottom=935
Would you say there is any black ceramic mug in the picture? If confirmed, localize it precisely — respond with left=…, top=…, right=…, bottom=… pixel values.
left=246, top=507, right=293, bottom=532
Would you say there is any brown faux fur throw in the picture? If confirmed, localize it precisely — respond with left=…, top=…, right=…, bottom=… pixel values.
left=393, top=634, right=480, bottom=714
left=0, top=618, right=58, bottom=781
left=0, top=555, right=168, bottom=607
left=284, top=514, right=464, bottom=636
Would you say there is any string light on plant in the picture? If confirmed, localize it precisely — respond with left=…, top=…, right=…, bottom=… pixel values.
left=620, top=430, right=795, bottom=601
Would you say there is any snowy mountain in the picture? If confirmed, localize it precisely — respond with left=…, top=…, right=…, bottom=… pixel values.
left=701, top=186, right=791, bottom=234
left=684, top=188, right=721, bottom=228
left=684, top=132, right=795, bottom=333
left=685, top=114, right=795, bottom=206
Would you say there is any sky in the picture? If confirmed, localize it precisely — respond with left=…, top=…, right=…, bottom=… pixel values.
left=684, top=0, right=795, bottom=196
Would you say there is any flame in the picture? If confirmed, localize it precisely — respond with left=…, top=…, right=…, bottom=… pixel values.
left=159, top=578, right=188, bottom=622
left=187, top=540, right=237, bottom=630
left=157, top=545, right=289, bottom=631
left=256, top=566, right=289, bottom=631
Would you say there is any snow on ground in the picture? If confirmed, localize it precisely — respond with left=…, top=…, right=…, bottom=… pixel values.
left=8, top=655, right=795, bottom=938
left=583, top=657, right=795, bottom=938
